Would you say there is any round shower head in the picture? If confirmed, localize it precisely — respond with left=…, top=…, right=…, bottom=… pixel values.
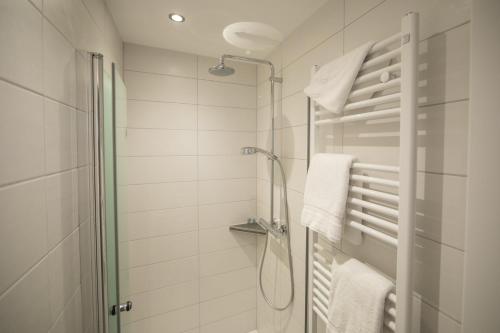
left=208, top=63, right=235, bottom=76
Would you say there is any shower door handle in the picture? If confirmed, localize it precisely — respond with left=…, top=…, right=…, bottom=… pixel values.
left=110, top=301, right=133, bottom=315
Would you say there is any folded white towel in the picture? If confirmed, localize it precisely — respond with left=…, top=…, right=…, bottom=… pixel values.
left=301, top=153, right=354, bottom=243
left=304, top=41, right=375, bottom=113
left=327, top=253, right=394, bottom=333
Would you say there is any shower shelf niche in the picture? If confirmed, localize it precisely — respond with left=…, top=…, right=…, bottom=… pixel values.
left=229, top=218, right=267, bottom=235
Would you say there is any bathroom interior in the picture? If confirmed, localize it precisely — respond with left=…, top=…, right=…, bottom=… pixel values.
left=1, top=0, right=499, bottom=333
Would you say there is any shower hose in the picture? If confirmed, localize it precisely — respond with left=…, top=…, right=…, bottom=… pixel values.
left=259, top=157, right=294, bottom=311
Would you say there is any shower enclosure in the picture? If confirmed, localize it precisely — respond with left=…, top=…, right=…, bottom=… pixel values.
left=86, top=48, right=302, bottom=333
left=86, top=53, right=129, bottom=333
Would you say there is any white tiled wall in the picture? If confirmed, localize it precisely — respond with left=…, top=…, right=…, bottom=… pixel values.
left=0, top=0, right=122, bottom=332
left=121, top=43, right=258, bottom=333
left=256, top=1, right=471, bottom=333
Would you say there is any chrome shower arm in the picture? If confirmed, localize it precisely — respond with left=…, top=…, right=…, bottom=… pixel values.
left=219, top=54, right=282, bottom=82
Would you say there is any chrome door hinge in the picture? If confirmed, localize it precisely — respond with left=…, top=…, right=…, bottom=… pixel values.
left=110, top=301, right=133, bottom=315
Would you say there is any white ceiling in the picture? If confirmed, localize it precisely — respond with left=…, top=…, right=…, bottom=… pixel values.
left=105, top=0, right=327, bottom=58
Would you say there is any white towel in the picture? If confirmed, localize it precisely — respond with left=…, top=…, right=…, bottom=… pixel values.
left=301, top=153, right=354, bottom=243
left=327, top=253, right=394, bottom=333
left=304, top=41, right=375, bottom=113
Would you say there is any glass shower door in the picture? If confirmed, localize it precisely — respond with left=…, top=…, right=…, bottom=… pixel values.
left=103, top=63, right=129, bottom=332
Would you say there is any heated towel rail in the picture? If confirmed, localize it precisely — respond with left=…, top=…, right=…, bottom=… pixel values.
left=306, top=12, right=418, bottom=333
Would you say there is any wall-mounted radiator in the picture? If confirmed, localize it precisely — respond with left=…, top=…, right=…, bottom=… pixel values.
left=306, top=12, right=419, bottom=333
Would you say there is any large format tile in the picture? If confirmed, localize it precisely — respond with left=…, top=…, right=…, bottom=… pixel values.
left=200, top=244, right=257, bottom=277
left=44, top=98, right=78, bottom=173
left=124, top=231, right=198, bottom=268
left=124, top=256, right=198, bottom=295
left=198, top=80, right=256, bottom=109
left=200, top=309, right=256, bottom=333
left=199, top=226, right=256, bottom=253
left=417, top=100, right=468, bottom=176
left=200, top=267, right=256, bottom=302
left=0, top=259, right=51, bottom=333
left=126, top=280, right=199, bottom=323
left=0, top=179, right=47, bottom=296
left=128, top=100, right=196, bottom=130
left=0, top=81, right=44, bottom=186
left=281, top=0, right=344, bottom=67
left=345, top=0, right=385, bottom=25
left=199, top=288, right=256, bottom=325
left=198, top=131, right=256, bottom=156
left=417, top=23, right=470, bottom=106
left=0, top=0, right=43, bottom=92
left=198, top=200, right=256, bottom=230
left=123, top=305, right=199, bottom=333
left=123, top=206, right=197, bottom=241
left=198, top=105, right=256, bottom=131
left=45, top=170, right=79, bottom=248
left=127, top=129, right=197, bottom=156
left=125, top=71, right=196, bottom=104
left=124, top=43, right=197, bottom=77
left=127, top=181, right=197, bottom=212
left=48, top=287, right=83, bottom=333
left=43, top=19, right=77, bottom=107
left=127, top=156, right=197, bottom=184
left=198, top=179, right=256, bottom=205
left=47, top=230, right=81, bottom=323
left=198, top=155, right=256, bottom=180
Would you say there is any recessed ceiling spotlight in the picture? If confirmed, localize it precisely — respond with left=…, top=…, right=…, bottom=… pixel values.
left=169, top=13, right=185, bottom=22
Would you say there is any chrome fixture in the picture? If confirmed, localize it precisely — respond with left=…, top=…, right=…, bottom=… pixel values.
left=210, top=56, right=291, bottom=310
left=239, top=146, right=294, bottom=311
left=111, top=301, right=133, bottom=315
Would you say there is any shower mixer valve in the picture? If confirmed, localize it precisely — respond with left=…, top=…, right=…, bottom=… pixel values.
left=258, top=217, right=287, bottom=237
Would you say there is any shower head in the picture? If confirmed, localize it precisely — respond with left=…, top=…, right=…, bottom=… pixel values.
left=208, top=58, right=235, bottom=76
left=241, top=146, right=278, bottom=160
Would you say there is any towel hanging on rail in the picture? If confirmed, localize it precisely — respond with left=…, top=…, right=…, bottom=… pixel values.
left=327, top=253, right=394, bottom=333
left=304, top=41, right=374, bottom=113
left=301, top=153, right=354, bottom=243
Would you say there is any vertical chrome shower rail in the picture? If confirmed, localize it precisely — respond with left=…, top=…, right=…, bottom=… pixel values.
left=90, top=53, right=108, bottom=333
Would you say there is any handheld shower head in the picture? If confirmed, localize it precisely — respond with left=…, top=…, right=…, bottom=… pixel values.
left=240, top=146, right=278, bottom=160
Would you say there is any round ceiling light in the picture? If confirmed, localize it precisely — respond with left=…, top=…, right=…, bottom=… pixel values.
left=169, top=13, right=185, bottom=22
left=223, top=22, right=283, bottom=51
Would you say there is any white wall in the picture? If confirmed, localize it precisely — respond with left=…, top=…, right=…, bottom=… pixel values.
left=462, top=0, right=500, bottom=331
left=0, top=0, right=122, bottom=332
left=120, top=43, right=259, bottom=333
left=256, top=1, right=471, bottom=332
